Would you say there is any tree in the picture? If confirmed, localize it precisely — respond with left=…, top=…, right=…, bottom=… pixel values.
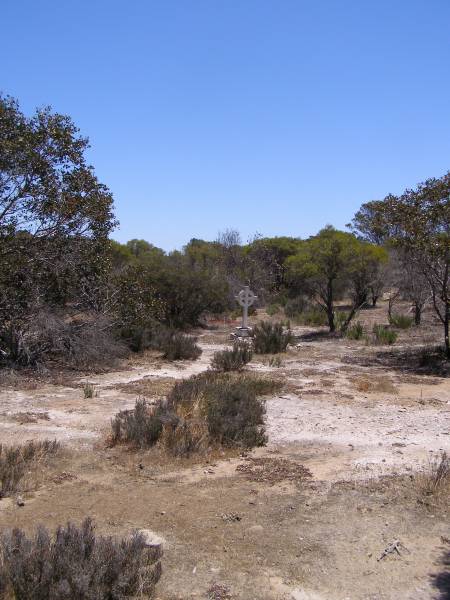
left=287, top=227, right=386, bottom=332
left=350, top=173, right=450, bottom=356
left=287, top=227, right=353, bottom=332
left=347, top=242, right=388, bottom=308
left=0, top=95, right=116, bottom=364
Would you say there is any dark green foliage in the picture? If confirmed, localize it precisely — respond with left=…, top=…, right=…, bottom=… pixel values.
left=373, top=324, right=398, bottom=345
left=0, top=95, right=116, bottom=367
left=211, top=342, right=253, bottom=372
left=389, top=313, right=413, bottom=329
left=111, top=398, right=173, bottom=448
left=253, top=321, right=293, bottom=354
left=346, top=322, right=364, bottom=340
left=0, top=518, right=162, bottom=599
left=0, top=440, right=59, bottom=497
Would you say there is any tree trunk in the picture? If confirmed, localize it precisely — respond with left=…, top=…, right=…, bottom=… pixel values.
left=414, top=303, right=422, bottom=326
left=326, top=279, right=335, bottom=332
left=445, top=302, right=450, bottom=359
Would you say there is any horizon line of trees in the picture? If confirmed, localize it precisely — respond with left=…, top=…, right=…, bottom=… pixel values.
left=1, top=94, right=448, bottom=367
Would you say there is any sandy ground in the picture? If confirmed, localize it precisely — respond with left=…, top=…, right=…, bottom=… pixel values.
left=0, top=302, right=449, bottom=600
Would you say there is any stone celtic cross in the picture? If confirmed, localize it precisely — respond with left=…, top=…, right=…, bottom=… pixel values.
left=235, top=286, right=257, bottom=329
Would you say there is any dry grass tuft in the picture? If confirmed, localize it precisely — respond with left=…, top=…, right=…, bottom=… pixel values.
left=0, top=439, right=60, bottom=497
left=415, top=452, right=450, bottom=506
left=117, top=377, right=176, bottom=398
left=354, top=377, right=398, bottom=394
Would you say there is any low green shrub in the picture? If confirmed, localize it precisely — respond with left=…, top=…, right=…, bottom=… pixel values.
left=266, top=303, right=280, bottom=316
left=335, top=311, right=350, bottom=332
left=211, top=342, right=253, bottom=372
left=83, top=382, right=95, bottom=398
left=346, top=322, right=364, bottom=340
left=373, top=324, right=398, bottom=345
left=389, top=313, right=413, bottom=329
left=0, top=517, right=162, bottom=599
left=293, top=310, right=328, bottom=327
left=154, top=330, right=202, bottom=361
left=253, top=321, right=293, bottom=354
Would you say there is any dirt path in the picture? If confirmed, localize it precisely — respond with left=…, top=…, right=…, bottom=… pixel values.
left=0, top=306, right=449, bottom=599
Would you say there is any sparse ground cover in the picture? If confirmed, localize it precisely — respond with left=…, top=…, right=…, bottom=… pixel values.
left=0, top=301, right=448, bottom=599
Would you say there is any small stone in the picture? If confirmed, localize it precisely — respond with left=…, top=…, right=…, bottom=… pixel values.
left=16, top=496, right=25, bottom=507
left=137, top=529, right=165, bottom=551
left=247, top=524, right=264, bottom=533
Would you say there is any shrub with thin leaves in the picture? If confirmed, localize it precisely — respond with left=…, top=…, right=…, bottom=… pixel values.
left=293, top=310, right=328, bottom=327
left=0, top=517, right=162, bottom=599
left=211, top=342, right=253, bottom=372
left=253, top=321, right=292, bottom=354
left=154, top=329, right=202, bottom=361
left=112, top=372, right=280, bottom=455
left=83, top=382, right=95, bottom=398
left=110, top=398, right=174, bottom=448
left=389, top=313, right=413, bottom=329
left=0, top=440, right=60, bottom=497
left=205, top=378, right=267, bottom=448
left=346, top=322, right=364, bottom=340
left=284, top=296, right=310, bottom=318
left=266, top=303, right=280, bottom=316
left=373, top=324, right=397, bottom=345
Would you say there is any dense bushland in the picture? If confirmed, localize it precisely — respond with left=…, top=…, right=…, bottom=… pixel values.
left=1, top=93, right=448, bottom=369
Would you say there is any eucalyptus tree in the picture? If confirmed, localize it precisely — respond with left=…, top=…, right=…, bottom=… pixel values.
left=0, top=95, right=116, bottom=363
left=351, top=173, right=450, bottom=356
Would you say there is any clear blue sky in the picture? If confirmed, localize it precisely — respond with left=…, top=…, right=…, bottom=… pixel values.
left=3, top=1, right=450, bottom=250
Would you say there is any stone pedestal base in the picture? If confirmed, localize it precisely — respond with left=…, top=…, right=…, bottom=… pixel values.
left=231, top=326, right=253, bottom=340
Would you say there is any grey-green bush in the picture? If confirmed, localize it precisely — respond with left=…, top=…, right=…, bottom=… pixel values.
left=284, top=296, right=309, bottom=318
left=253, top=321, right=292, bottom=354
left=111, top=398, right=173, bottom=448
left=154, top=330, right=202, bottom=361
left=0, top=517, right=162, bottom=599
left=211, top=342, right=253, bottom=372
left=205, top=378, right=267, bottom=448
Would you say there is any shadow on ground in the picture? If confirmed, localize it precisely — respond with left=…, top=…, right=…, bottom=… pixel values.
left=433, top=548, right=450, bottom=599
left=342, top=344, right=449, bottom=377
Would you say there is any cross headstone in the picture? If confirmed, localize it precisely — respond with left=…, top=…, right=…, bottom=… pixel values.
left=235, top=286, right=257, bottom=331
